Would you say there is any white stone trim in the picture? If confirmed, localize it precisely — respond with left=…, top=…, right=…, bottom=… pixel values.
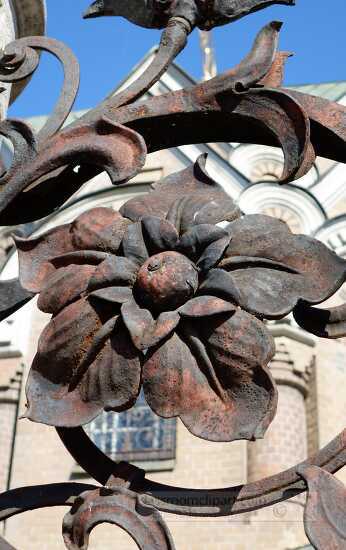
left=312, top=162, right=346, bottom=211
left=268, top=321, right=316, bottom=347
left=314, top=216, right=346, bottom=256
left=338, top=93, right=346, bottom=107
left=238, top=182, right=326, bottom=235
left=229, top=143, right=319, bottom=189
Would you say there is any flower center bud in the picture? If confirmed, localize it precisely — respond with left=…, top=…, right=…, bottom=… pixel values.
left=135, top=251, right=199, bottom=312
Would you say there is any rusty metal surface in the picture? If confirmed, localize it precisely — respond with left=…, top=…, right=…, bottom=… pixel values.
left=0, top=23, right=345, bottom=227
left=0, top=117, right=146, bottom=217
left=0, top=536, right=16, bottom=550
left=0, top=37, right=80, bottom=143
left=294, top=302, right=346, bottom=339
left=93, top=18, right=191, bottom=112
left=16, top=160, right=281, bottom=443
left=55, top=426, right=346, bottom=518
left=0, top=1, right=345, bottom=549
left=0, top=483, right=97, bottom=523
left=297, top=465, right=346, bottom=550
left=0, top=427, right=342, bottom=525
left=0, top=278, right=33, bottom=322
left=63, top=487, right=176, bottom=550
left=11, top=155, right=345, bottom=449
left=84, top=0, right=295, bottom=30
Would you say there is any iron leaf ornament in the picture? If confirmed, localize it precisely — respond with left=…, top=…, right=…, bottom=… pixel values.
left=0, top=1, right=345, bottom=549
left=298, top=465, right=346, bottom=550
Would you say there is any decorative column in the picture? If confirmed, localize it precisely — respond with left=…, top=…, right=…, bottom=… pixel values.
left=247, top=324, right=315, bottom=482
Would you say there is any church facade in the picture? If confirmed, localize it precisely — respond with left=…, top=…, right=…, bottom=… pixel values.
left=0, top=36, right=345, bottom=550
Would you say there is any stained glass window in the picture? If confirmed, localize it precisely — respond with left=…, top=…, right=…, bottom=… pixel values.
left=85, top=391, right=176, bottom=464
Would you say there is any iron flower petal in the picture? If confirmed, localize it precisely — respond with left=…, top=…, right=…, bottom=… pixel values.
left=229, top=267, right=327, bottom=319
left=71, top=206, right=130, bottom=254
left=178, top=224, right=230, bottom=261
left=38, top=264, right=96, bottom=315
left=199, top=268, right=243, bottom=305
left=15, top=224, right=75, bottom=293
left=15, top=206, right=131, bottom=294
left=121, top=298, right=180, bottom=351
left=178, top=295, right=236, bottom=318
left=120, top=155, right=240, bottom=233
left=49, top=250, right=108, bottom=268
left=121, top=221, right=149, bottom=265
left=89, top=286, right=133, bottom=305
left=87, top=255, right=139, bottom=291
left=141, top=215, right=179, bottom=255
left=222, top=214, right=346, bottom=309
left=143, top=310, right=276, bottom=442
left=196, top=234, right=231, bottom=272
left=25, top=298, right=141, bottom=427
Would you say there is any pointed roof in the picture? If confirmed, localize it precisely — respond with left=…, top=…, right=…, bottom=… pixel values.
left=290, top=81, right=346, bottom=103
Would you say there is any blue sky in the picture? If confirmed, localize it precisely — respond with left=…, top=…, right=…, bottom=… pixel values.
left=9, top=0, right=346, bottom=119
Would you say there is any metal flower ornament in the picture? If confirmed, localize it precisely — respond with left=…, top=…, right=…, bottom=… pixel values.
left=0, top=1, right=346, bottom=549
left=16, top=154, right=346, bottom=448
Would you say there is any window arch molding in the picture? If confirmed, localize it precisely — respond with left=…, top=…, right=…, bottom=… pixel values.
left=230, top=143, right=319, bottom=188
left=238, top=182, right=327, bottom=235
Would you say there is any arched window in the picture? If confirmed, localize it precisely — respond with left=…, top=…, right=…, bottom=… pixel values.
left=85, top=390, right=176, bottom=470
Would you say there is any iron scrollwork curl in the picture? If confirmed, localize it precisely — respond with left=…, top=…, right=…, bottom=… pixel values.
left=0, top=1, right=345, bottom=549
left=0, top=37, right=80, bottom=143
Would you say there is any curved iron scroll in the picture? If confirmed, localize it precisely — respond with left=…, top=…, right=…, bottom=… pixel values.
left=57, top=427, right=346, bottom=517
left=0, top=37, right=80, bottom=143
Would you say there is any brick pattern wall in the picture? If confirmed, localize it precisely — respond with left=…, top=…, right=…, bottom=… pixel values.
left=245, top=338, right=311, bottom=550
left=248, top=340, right=309, bottom=482
left=0, top=401, right=16, bottom=493
left=314, top=338, right=346, bottom=487
left=305, top=357, right=319, bottom=457
left=248, top=384, right=307, bottom=481
left=0, top=358, right=23, bottom=537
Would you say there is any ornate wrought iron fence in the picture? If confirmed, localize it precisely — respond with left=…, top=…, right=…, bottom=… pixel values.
left=0, top=1, right=345, bottom=548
